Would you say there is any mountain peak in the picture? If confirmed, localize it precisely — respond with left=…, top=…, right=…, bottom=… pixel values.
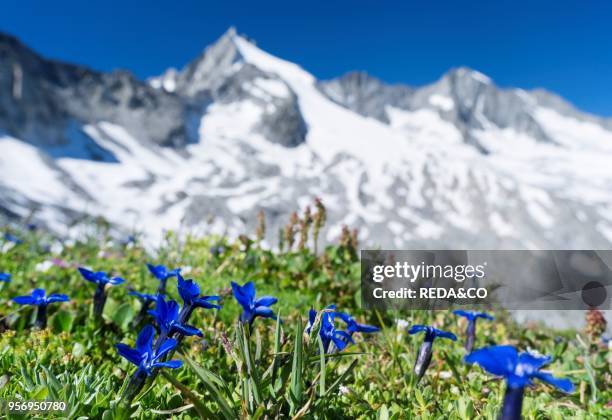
left=171, top=28, right=247, bottom=96
left=444, top=66, right=492, bottom=85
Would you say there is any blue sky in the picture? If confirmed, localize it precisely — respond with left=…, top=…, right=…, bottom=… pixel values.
left=2, top=0, right=611, bottom=116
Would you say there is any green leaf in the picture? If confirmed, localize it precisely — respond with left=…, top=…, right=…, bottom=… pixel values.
left=290, top=316, right=304, bottom=411
left=181, top=354, right=236, bottom=419
left=271, top=311, right=282, bottom=389
left=110, top=302, right=134, bottom=330
left=318, top=335, right=326, bottom=396
left=72, top=342, right=85, bottom=359
left=161, top=371, right=215, bottom=418
left=324, top=358, right=358, bottom=398
left=379, top=404, right=390, bottom=420
left=51, top=309, right=75, bottom=333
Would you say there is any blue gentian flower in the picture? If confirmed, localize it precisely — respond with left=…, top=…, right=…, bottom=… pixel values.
left=116, top=324, right=182, bottom=402
left=0, top=272, right=10, bottom=282
left=149, top=295, right=202, bottom=340
left=408, top=325, right=457, bottom=382
left=3, top=233, right=22, bottom=244
left=116, top=324, right=183, bottom=375
left=78, top=267, right=124, bottom=318
left=231, top=281, right=277, bottom=326
left=13, top=288, right=69, bottom=328
left=336, top=311, right=380, bottom=336
left=177, top=274, right=221, bottom=323
left=129, top=291, right=157, bottom=304
left=13, top=288, right=70, bottom=306
left=466, top=345, right=574, bottom=420
left=453, top=310, right=494, bottom=352
left=210, top=245, right=225, bottom=257
left=146, top=263, right=180, bottom=294
left=121, top=235, right=137, bottom=246
left=78, top=267, right=125, bottom=286
left=307, top=305, right=354, bottom=353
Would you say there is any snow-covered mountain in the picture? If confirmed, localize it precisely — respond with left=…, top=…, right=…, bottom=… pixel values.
left=2, top=27, right=612, bottom=249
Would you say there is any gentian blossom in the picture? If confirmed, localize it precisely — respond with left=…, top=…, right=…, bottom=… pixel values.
left=78, top=267, right=124, bottom=318
left=116, top=324, right=182, bottom=402
left=465, top=345, right=574, bottom=420
left=408, top=325, right=457, bottom=382
left=149, top=295, right=202, bottom=341
left=335, top=311, right=380, bottom=336
left=0, top=272, right=10, bottom=282
left=146, top=263, right=180, bottom=294
left=231, top=281, right=277, bottom=326
left=453, top=310, right=494, bottom=352
left=130, top=290, right=157, bottom=303
left=210, top=245, right=225, bottom=257
left=3, top=233, right=22, bottom=244
left=307, top=305, right=354, bottom=353
left=177, top=274, right=221, bottom=323
left=13, top=288, right=69, bottom=328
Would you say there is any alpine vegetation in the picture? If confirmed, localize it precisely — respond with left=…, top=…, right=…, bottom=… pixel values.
left=408, top=325, right=457, bottom=382
left=146, top=263, right=180, bottom=295
left=465, top=345, right=574, bottom=420
left=231, top=281, right=277, bottom=326
left=116, top=324, right=183, bottom=403
left=0, top=217, right=603, bottom=418
left=12, top=288, right=69, bottom=329
left=78, top=267, right=125, bottom=319
left=453, top=310, right=494, bottom=353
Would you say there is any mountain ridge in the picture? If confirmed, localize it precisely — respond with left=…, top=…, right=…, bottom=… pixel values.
left=1, top=28, right=612, bottom=251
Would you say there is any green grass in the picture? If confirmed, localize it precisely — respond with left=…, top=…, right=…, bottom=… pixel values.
left=0, top=228, right=609, bottom=419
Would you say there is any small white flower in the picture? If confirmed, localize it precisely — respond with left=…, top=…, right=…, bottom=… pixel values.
left=1, top=242, right=15, bottom=253
left=338, top=385, right=350, bottom=395
left=35, top=260, right=54, bottom=272
left=396, top=319, right=409, bottom=329
left=438, top=371, right=452, bottom=379
left=50, top=241, right=64, bottom=255
left=182, top=266, right=193, bottom=275
left=525, top=347, right=546, bottom=358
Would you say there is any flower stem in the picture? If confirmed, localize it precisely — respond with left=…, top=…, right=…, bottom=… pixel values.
left=122, top=370, right=148, bottom=404
left=178, top=304, right=194, bottom=324
left=133, top=301, right=152, bottom=326
left=501, top=385, right=524, bottom=420
left=34, top=305, right=47, bottom=329
left=157, top=278, right=167, bottom=295
left=465, top=320, right=476, bottom=353
left=414, top=340, right=433, bottom=382
left=93, top=284, right=106, bottom=319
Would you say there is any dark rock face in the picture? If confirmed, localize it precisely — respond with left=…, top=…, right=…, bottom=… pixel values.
left=0, top=32, right=191, bottom=158
left=318, top=71, right=414, bottom=123
left=168, top=29, right=308, bottom=148
left=319, top=67, right=612, bottom=151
